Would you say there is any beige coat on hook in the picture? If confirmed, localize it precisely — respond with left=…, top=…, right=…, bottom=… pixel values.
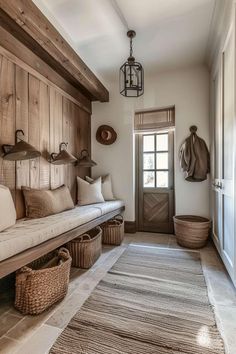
left=179, top=133, right=210, bottom=182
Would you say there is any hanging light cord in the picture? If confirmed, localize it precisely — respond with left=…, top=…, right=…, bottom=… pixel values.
left=130, top=36, right=133, bottom=57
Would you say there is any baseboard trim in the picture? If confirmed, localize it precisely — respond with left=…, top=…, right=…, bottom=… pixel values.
left=124, top=221, right=136, bottom=233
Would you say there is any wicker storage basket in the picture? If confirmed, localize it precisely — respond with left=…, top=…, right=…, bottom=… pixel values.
left=101, top=215, right=124, bottom=245
left=66, top=227, right=102, bottom=269
left=173, top=215, right=211, bottom=249
left=15, top=247, right=71, bottom=315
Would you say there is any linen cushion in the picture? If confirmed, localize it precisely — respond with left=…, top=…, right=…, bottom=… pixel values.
left=0, top=185, right=16, bottom=232
left=91, top=200, right=125, bottom=215
left=86, top=174, right=115, bottom=200
left=22, top=185, right=74, bottom=218
left=77, top=176, right=104, bottom=205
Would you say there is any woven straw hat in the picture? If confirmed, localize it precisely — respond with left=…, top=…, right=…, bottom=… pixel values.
left=96, top=125, right=117, bottom=145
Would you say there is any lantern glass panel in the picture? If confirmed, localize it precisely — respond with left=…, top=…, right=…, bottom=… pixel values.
left=120, top=61, right=144, bottom=97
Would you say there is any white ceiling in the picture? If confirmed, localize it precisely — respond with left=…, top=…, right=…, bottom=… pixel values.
left=33, top=0, right=216, bottom=79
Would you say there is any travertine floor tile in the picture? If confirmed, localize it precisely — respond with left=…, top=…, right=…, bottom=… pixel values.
left=7, top=314, right=50, bottom=343
left=15, top=325, right=61, bottom=354
left=0, top=336, right=21, bottom=354
left=214, top=305, right=236, bottom=354
left=125, top=232, right=170, bottom=246
left=0, top=313, right=23, bottom=338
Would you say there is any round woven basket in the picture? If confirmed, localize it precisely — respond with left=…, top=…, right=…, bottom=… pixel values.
left=173, top=215, right=211, bottom=249
left=66, top=227, right=102, bottom=269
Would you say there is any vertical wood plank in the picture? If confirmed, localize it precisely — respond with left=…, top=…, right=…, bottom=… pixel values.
left=28, top=74, right=40, bottom=189
left=67, top=100, right=74, bottom=195
left=69, top=101, right=77, bottom=203
left=62, top=96, right=70, bottom=190
left=39, top=81, right=50, bottom=189
left=77, top=107, right=91, bottom=180
left=49, top=87, right=63, bottom=189
left=57, top=92, right=64, bottom=187
left=15, top=66, right=29, bottom=218
left=0, top=57, right=16, bottom=200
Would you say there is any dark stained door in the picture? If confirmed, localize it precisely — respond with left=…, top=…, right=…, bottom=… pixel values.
left=136, top=131, right=175, bottom=233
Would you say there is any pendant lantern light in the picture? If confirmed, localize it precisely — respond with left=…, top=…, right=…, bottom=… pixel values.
left=120, top=30, right=144, bottom=97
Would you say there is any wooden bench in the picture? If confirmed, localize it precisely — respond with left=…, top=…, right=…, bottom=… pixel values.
left=0, top=204, right=125, bottom=279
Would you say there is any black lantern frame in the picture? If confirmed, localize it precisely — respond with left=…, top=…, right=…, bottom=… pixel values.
left=120, top=30, right=144, bottom=97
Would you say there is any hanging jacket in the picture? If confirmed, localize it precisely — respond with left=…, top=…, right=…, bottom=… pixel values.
left=179, top=133, right=210, bottom=182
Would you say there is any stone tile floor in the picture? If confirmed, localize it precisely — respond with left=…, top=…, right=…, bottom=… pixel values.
left=0, top=232, right=235, bottom=354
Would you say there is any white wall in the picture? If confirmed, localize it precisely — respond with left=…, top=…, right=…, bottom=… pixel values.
left=92, top=65, right=210, bottom=221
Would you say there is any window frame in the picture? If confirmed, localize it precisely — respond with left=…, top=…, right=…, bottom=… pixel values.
left=142, top=132, right=170, bottom=188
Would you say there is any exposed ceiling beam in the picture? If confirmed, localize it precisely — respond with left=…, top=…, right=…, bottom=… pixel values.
left=0, top=0, right=109, bottom=102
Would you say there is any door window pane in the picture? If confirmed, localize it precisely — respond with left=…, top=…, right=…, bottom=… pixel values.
left=156, top=171, right=168, bottom=187
left=143, top=135, right=154, bottom=151
left=143, top=171, right=155, bottom=187
left=156, top=134, right=168, bottom=151
left=143, top=153, right=155, bottom=169
left=156, top=153, right=168, bottom=169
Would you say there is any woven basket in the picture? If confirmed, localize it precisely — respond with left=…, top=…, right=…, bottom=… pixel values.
left=101, top=215, right=124, bottom=245
left=173, top=215, right=211, bottom=249
left=66, top=227, right=102, bottom=269
left=15, top=248, right=72, bottom=315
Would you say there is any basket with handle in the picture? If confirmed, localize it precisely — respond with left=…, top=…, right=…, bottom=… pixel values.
left=101, top=215, right=124, bottom=245
left=15, top=247, right=72, bottom=315
left=66, top=227, right=102, bottom=269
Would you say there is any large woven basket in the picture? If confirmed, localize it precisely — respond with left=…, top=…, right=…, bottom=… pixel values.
left=173, top=215, right=211, bottom=249
left=66, top=227, right=102, bottom=269
left=101, top=215, right=124, bottom=246
left=15, top=248, right=71, bottom=315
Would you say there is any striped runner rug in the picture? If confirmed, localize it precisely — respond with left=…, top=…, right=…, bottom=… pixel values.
left=50, top=246, right=225, bottom=354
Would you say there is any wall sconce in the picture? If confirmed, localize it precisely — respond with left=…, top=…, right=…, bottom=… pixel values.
left=2, top=130, right=41, bottom=161
left=50, top=142, right=77, bottom=165
left=77, top=149, right=97, bottom=167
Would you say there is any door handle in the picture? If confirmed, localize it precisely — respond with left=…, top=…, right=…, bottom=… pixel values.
left=212, top=182, right=223, bottom=189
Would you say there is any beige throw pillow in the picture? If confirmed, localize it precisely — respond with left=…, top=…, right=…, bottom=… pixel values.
left=0, top=185, right=16, bottom=232
left=22, top=185, right=74, bottom=218
left=77, top=176, right=104, bottom=205
left=86, top=175, right=115, bottom=200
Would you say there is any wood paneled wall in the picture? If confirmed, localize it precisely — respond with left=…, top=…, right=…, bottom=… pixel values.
left=0, top=52, right=91, bottom=219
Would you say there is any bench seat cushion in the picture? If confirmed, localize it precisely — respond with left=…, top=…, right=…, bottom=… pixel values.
left=92, top=200, right=125, bottom=215
left=0, top=200, right=124, bottom=262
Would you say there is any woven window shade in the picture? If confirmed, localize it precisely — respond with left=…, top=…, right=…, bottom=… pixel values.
left=134, top=107, right=175, bottom=133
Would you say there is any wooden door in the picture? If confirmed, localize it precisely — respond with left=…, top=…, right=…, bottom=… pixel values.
left=136, top=131, right=175, bottom=233
left=211, top=22, right=236, bottom=286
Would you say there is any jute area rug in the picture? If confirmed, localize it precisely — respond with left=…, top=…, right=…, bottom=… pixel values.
left=50, top=246, right=225, bottom=354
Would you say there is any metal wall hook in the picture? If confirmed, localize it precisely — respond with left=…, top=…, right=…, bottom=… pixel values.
left=50, top=153, right=57, bottom=160
left=15, top=129, right=25, bottom=143
left=50, top=142, right=77, bottom=165
left=189, top=125, right=197, bottom=134
left=80, top=149, right=89, bottom=158
left=77, top=149, right=97, bottom=167
left=59, top=142, right=68, bottom=152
